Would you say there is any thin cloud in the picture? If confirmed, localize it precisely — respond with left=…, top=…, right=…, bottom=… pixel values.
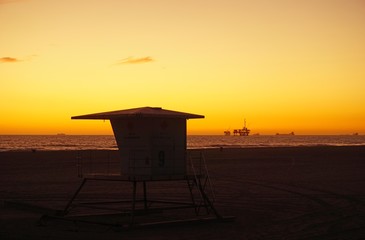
left=0, top=57, right=21, bottom=63
left=117, top=56, right=154, bottom=65
left=0, top=55, right=36, bottom=63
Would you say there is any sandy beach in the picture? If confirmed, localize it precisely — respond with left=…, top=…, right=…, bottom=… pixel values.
left=1, top=146, right=365, bottom=239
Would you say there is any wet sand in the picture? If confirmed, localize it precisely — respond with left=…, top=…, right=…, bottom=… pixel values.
left=1, top=146, right=365, bottom=239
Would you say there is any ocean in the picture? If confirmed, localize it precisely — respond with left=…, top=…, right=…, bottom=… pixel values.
left=0, top=135, right=364, bottom=152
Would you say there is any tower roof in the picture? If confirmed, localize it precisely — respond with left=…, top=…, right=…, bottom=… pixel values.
left=71, top=107, right=204, bottom=120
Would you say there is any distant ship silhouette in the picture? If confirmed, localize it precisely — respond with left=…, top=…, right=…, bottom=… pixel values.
left=276, top=132, right=295, bottom=136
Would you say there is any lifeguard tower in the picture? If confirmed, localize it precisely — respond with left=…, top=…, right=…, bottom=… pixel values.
left=73, top=107, right=202, bottom=178
left=55, top=107, right=230, bottom=228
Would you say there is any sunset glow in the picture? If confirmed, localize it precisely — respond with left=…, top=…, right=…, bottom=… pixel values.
left=1, top=0, right=364, bottom=135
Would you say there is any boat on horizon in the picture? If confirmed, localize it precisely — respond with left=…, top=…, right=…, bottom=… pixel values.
left=275, top=132, right=295, bottom=136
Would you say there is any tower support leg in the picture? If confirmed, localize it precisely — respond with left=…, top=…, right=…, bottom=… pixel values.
left=143, top=181, right=148, bottom=212
left=196, top=177, right=222, bottom=219
left=130, top=181, right=137, bottom=225
left=186, top=178, right=198, bottom=215
left=62, top=178, right=87, bottom=216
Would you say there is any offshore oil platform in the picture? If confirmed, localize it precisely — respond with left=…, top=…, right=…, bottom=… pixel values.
left=224, top=119, right=250, bottom=136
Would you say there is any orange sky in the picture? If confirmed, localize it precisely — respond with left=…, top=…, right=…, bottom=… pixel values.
left=1, top=0, right=365, bottom=135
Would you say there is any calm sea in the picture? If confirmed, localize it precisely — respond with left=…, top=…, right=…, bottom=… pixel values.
left=0, top=135, right=364, bottom=152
